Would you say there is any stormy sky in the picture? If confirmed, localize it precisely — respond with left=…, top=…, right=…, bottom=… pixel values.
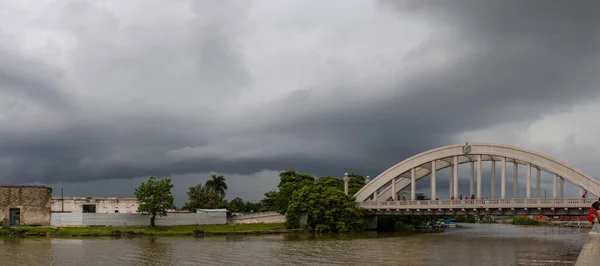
left=1, top=0, right=600, bottom=205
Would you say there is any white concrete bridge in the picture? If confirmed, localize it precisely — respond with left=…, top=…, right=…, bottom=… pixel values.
left=347, top=143, right=600, bottom=215
left=358, top=198, right=594, bottom=216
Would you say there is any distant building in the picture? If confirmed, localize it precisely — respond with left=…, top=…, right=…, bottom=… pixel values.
left=51, top=197, right=139, bottom=213
left=0, top=185, right=52, bottom=226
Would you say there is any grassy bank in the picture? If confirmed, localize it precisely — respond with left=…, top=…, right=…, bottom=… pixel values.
left=0, top=223, right=295, bottom=237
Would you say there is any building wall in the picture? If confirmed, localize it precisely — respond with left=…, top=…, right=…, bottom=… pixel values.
left=0, top=185, right=52, bottom=225
left=50, top=210, right=227, bottom=226
left=51, top=197, right=139, bottom=213
left=228, top=212, right=286, bottom=224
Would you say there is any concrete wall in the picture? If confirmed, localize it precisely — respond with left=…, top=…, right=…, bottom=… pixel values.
left=51, top=197, right=139, bottom=213
left=50, top=210, right=227, bottom=226
left=0, top=186, right=52, bottom=225
left=228, top=212, right=285, bottom=224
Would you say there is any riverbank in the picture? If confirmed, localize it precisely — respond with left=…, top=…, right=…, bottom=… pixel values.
left=0, top=223, right=301, bottom=237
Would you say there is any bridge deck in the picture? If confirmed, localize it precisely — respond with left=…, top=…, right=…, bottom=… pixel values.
left=358, top=198, right=594, bottom=216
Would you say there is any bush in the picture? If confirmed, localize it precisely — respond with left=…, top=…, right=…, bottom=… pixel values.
left=314, top=224, right=330, bottom=233
left=512, top=217, right=541, bottom=225
left=454, top=216, right=477, bottom=223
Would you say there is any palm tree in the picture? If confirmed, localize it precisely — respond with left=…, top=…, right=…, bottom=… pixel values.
left=205, top=174, right=228, bottom=197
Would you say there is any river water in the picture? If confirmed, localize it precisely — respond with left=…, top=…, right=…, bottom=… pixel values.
left=0, top=224, right=589, bottom=265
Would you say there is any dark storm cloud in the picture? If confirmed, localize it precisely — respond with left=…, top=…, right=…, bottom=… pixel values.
left=190, top=0, right=600, bottom=177
left=0, top=46, right=74, bottom=112
left=1, top=0, right=599, bottom=200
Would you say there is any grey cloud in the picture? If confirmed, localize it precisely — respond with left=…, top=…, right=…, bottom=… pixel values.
left=210, top=0, right=600, bottom=175
left=0, top=45, right=74, bottom=112
left=0, top=0, right=599, bottom=201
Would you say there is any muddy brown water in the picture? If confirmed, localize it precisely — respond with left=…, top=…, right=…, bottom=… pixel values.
left=0, top=223, right=589, bottom=265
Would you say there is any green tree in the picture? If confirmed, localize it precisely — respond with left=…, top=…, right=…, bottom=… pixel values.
left=259, top=191, right=278, bottom=212
left=227, top=197, right=245, bottom=212
left=134, top=176, right=174, bottom=227
left=182, top=183, right=225, bottom=210
left=275, top=170, right=315, bottom=214
left=347, top=173, right=366, bottom=195
left=285, top=184, right=365, bottom=233
left=244, top=201, right=260, bottom=212
left=205, top=174, right=228, bottom=197
left=315, top=176, right=344, bottom=189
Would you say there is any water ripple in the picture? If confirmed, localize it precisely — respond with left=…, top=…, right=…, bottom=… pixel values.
left=0, top=224, right=588, bottom=266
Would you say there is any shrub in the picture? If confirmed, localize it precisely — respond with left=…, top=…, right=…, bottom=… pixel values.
left=512, top=217, right=541, bottom=225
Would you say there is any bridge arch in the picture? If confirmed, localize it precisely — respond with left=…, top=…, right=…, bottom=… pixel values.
left=354, top=143, right=600, bottom=202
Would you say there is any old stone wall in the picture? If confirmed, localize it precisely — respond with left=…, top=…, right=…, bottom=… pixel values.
left=0, top=186, right=52, bottom=225
left=51, top=210, right=227, bottom=226
left=228, top=212, right=286, bottom=224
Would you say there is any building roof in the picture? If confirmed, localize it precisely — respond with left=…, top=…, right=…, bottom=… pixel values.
left=0, top=185, right=51, bottom=189
left=197, top=209, right=228, bottom=212
left=51, top=197, right=138, bottom=200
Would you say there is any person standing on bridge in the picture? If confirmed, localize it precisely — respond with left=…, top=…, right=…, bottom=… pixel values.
left=587, top=197, right=600, bottom=223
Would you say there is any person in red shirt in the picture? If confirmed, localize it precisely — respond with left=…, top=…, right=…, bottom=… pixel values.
left=587, top=197, right=600, bottom=223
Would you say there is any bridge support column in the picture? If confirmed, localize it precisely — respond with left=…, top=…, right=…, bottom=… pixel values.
left=526, top=164, right=531, bottom=199
left=552, top=173, right=557, bottom=198
left=470, top=161, right=474, bottom=198
left=391, top=177, right=396, bottom=201
left=450, top=163, right=454, bottom=199
left=513, top=163, right=518, bottom=198
left=477, top=155, right=482, bottom=199
left=501, top=158, right=506, bottom=199
left=343, top=173, right=349, bottom=195
left=560, top=177, right=564, bottom=198
left=431, top=160, right=436, bottom=200
left=411, top=168, right=416, bottom=201
left=453, top=156, right=458, bottom=199
left=536, top=168, right=541, bottom=198
left=491, top=160, right=496, bottom=199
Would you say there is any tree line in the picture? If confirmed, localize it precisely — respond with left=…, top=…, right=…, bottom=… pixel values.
left=134, top=170, right=367, bottom=231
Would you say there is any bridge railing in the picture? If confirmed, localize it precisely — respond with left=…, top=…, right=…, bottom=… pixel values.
left=357, top=198, right=594, bottom=209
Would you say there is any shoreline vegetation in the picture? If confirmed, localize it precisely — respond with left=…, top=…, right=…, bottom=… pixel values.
left=0, top=223, right=302, bottom=237
left=1, top=219, right=592, bottom=238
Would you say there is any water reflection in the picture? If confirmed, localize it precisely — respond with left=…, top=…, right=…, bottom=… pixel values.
left=0, top=224, right=589, bottom=266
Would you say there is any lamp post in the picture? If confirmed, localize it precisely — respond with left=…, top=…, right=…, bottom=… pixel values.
left=343, top=173, right=349, bottom=195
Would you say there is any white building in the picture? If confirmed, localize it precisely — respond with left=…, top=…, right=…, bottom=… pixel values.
left=51, top=197, right=139, bottom=213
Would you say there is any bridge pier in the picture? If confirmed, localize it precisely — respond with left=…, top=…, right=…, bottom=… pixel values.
left=365, top=216, right=378, bottom=230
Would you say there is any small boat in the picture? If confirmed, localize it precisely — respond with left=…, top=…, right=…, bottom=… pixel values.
left=442, top=219, right=456, bottom=228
